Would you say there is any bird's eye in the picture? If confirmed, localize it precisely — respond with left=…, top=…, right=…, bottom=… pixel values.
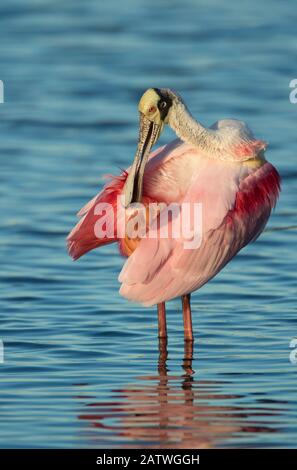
left=148, top=105, right=157, bottom=113
left=159, top=101, right=167, bottom=110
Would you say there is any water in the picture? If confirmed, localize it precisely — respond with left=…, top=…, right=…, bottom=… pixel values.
left=0, top=0, right=297, bottom=448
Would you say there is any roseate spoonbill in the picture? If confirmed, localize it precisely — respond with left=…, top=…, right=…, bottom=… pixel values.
left=67, top=88, right=280, bottom=342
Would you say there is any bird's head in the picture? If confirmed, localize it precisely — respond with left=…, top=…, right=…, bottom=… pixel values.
left=124, top=88, right=181, bottom=207
left=138, top=87, right=176, bottom=125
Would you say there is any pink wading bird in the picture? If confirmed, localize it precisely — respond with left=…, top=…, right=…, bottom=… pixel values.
left=67, top=88, right=280, bottom=342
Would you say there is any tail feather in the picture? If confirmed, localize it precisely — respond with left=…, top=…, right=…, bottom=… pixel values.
left=67, top=172, right=127, bottom=260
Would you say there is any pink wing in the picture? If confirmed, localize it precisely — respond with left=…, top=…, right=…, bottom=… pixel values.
left=67, top=139, right=191, bottom=260
left=67, top=173, right=128, bottom=260
left=67, top=136, right=280, bottom=306
left=119, top=161, right=280, bottom=306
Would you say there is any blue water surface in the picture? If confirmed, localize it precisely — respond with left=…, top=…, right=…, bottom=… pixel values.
left=0, top=0, right=297, bottom=448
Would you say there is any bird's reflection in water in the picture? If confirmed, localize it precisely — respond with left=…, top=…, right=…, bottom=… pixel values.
left=76, top=340, right=280, bottom=448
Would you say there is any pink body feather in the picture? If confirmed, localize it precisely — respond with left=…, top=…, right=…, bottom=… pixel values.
left=67, top=138, right=280, bottom=305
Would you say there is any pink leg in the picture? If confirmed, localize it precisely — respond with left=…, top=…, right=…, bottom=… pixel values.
left=157, top=302, right=167, bottom=339
left=158, top=337, right=168, bottom=375
left=182, top=294, right=194, bottom=342
left=183, top=339, right=194, bottom=375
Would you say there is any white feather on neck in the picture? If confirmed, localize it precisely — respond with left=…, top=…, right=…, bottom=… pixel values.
left=168, top=101, right=263, bottom=162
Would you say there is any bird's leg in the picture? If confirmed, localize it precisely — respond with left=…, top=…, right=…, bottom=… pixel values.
left=182, top=293, right=194, bottom=342
left=158, top=337, right=168, bottom=376
left=183, top=338, right=194, bottom=376
left=157, top=302, right=167, bottom=339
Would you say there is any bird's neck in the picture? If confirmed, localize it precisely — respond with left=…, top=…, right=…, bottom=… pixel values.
left=168, top=102, right=266, bottom=163
left=169, top=103, right=223, bottom=158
